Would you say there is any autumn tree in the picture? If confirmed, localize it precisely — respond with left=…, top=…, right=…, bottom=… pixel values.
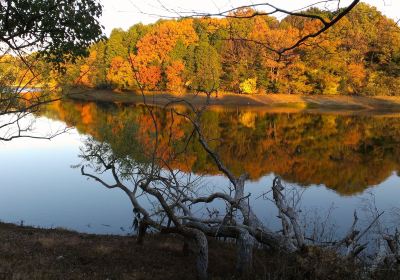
left=130, top=19, right=198, bottom=90
left=107, top=56, right=135, bottom=90
left=165, top=60, right=185, bottom=93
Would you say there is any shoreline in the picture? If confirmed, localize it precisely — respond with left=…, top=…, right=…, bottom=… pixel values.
left=66, top=89, right=400, bottom=115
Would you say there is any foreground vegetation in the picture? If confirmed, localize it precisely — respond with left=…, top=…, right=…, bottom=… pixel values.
left=1, top=222, right=399, bottom=280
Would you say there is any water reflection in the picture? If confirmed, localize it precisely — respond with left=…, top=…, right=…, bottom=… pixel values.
left=1, top=101, right=400, bottom=235
left=42, top=101, right=400, bottom=195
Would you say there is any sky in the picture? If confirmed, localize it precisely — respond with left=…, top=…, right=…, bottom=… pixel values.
left=100, top=0, right=400, bottom=35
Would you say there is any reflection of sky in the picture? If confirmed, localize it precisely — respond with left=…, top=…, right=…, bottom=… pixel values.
left=0, top=117, right=133, bottom=234
left=0, top=116, right=400, bottom=236
left=0, top=115, right=68, bottom=145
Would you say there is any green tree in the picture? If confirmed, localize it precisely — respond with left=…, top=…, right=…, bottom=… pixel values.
left=105, top=28, right=128, bottom=65
left=190, top=42, right=222, bottom=92
left=0, top=0, right=104, bottom=141
left=0, top=0, right=103, bottom=65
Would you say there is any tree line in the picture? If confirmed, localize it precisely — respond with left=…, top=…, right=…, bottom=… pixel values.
left=55, top=3, right=400, bottom=96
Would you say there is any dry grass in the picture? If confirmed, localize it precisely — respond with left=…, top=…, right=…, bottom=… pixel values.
left=0, top=222, right=199, bottom=280
left=1, top=222, right=399, bottom=279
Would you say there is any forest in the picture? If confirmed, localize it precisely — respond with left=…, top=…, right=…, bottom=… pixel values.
left=2, top=4, right=399, bottom=96
left=49, top=3, right=400, bottom=96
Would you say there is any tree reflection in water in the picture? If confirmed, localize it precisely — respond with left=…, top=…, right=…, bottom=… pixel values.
left=42, top=100, right=400, bottom=195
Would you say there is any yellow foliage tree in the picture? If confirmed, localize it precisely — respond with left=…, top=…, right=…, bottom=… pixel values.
left=239, top=78, right=257, bottom=94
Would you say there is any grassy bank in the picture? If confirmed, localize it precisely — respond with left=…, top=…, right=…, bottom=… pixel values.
left=1, top=222, right=399, bottom=279
left=0, top=222, right=229, bottom=279
left=66, top=89, right=400, bottom=114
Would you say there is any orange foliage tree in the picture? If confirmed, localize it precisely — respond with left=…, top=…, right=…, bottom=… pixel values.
left=166, top=60, right=185, bottom=93
left=107, top=56, right=134, bottom=90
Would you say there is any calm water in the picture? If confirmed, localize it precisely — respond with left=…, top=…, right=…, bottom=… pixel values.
left=1, top=101, right=400, bottom=236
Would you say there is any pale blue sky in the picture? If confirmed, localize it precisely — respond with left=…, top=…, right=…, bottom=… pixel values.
left=100, top=0, right=399, bottom=35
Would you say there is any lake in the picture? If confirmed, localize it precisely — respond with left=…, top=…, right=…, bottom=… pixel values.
left=1, top=100, right=400, bottom=238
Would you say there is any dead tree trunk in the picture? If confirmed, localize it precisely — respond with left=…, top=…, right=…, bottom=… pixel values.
left=137, top=221, right=148, bottom=245
left=192, top=230, right=209, bottom=280
left=272, top=177, right=305, bottom=250
left=236, top=230, right=254, bottom=275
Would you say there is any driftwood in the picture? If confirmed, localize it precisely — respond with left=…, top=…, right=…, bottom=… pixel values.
left=80, top=133, right=393, bottom=280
